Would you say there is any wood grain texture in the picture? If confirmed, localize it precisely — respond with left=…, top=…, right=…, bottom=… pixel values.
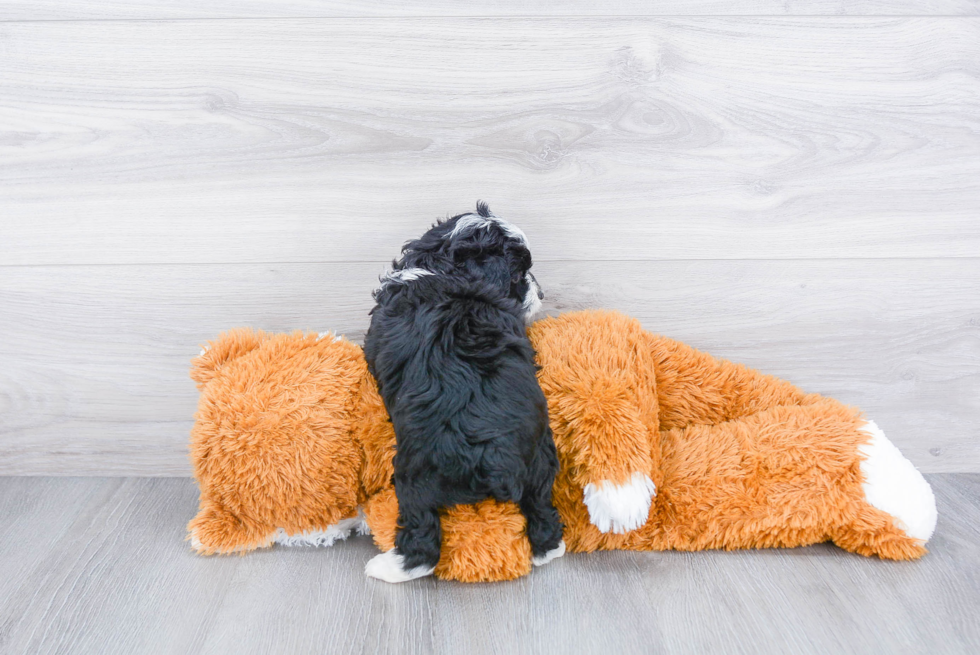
left=2, top=18, right=980, bottom=264
left=1, top=15, right=977, bottom=478
left=0, top=474, right=977, bottom=654
left=2, top=1, right=979, bottom=21
left=1, top=259, right=976, bottom=475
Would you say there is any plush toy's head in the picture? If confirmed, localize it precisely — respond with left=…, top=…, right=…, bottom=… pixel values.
left=187, top=330, right=367, bottom=554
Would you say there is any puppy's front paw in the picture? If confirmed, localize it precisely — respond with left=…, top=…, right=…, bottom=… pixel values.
left=583, top=472, right=656, bottom=534
left=364, top=549, right=435, bottom=584
left=532, top=540, right=566, bottom=566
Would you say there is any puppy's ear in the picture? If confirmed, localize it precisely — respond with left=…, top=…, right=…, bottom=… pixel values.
left=479, top=255, right=514, bottom=296
left=395, top=218, right=456, bottom=273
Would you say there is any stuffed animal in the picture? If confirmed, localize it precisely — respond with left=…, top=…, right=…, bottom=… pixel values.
left=187, top=310, right=937, bottom=582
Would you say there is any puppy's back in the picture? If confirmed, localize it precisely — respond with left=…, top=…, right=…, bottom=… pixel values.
left=365, top=275, right=547, bottom=498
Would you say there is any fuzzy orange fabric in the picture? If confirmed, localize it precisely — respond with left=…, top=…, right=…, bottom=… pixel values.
left=364, top=489, right=532, bottom=582
left=188, top=311, right=925, bottom=579
left=188, top=331, right=365, bottom=553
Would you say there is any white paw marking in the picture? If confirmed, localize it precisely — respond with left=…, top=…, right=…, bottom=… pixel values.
left=859, top=421, right=937, bottom=542
left=273, top=510, right=371, bottom=548
left=190, top=533, right=203, bottom=552
left=583, top=472, right=656, bottom=534
left=364, top=549, right=435, bottom=583
left=532, top=540, right=566, bottom=566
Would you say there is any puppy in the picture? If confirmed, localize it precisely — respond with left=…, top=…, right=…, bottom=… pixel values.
left=363, top=202, right=565, bottom=583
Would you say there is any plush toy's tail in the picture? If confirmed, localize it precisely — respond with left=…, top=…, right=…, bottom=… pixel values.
left=832, top=421, right=937, bottom=560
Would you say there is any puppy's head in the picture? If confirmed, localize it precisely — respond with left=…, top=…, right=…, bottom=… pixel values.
left=394, top=202, right=543, bottom=320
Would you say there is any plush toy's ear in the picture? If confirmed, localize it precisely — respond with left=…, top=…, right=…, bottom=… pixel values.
left=190, top=328, right=270, bottom=390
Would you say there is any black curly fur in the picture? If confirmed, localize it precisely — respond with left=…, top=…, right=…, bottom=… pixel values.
left=364, top=205, right=562, bottom=571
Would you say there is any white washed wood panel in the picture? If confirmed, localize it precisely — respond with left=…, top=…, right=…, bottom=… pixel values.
left=2, top=18, right=979, bottom=264
left=1, top=259, right=976, bottom=475
left=2, top=1, right=977, bottom=20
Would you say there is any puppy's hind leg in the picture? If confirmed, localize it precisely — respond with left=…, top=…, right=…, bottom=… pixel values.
left=365, top=482, right=440, bottom=583
left=521, top=436, right=565, bottom=567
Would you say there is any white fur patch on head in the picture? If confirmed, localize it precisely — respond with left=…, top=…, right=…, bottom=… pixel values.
left=858, top=421, right=937, bottom=542
left=449, top=214, right=493, bottom=240
left=377, top=266, right=433, bottom=292
left=364, top=549, right=436, bottom=583
left=583, top=472, right=657, bottom=534
left=531, top=540, right=566, bottom=566
left=272, top=511, right=371, bottom=548
left=493, top=217, right=529, bottom=246
left=448, top=212, right=529, bottom=247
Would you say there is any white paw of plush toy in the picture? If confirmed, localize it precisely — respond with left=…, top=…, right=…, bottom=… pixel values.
left=858, top=421, right=937, bottom=542
left=583, top=472, right=657, bottom=534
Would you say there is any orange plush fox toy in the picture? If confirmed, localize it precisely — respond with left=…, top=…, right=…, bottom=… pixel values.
left=187, top=310, right=937, bottom=583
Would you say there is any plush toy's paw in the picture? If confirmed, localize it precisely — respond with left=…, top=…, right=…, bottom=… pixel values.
left=272, top=512, right=371, bottom=548
left=859, top=421, right=938, bottom=542
left=531, top=540, right=566, bottom=566
left=364, top=549, right=435, bottom=584
left=583, top=472, right=656, bottom=534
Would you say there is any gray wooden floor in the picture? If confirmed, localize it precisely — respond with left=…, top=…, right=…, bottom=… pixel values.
left=1, top=474, right=977, bottom=655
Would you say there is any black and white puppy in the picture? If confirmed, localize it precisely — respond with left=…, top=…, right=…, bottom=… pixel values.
left=363, top=202, right=565, bottom=583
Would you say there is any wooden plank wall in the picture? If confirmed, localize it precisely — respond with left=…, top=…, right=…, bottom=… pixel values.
left=1, top=4, right=978, bottom=475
